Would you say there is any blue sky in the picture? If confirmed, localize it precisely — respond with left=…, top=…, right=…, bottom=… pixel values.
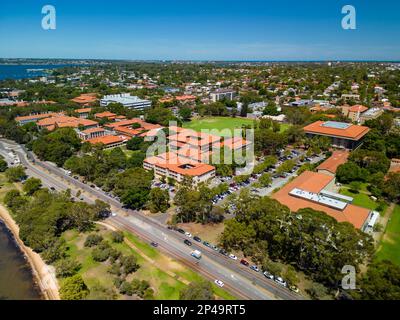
left=1, top=0, right=399, bottom=60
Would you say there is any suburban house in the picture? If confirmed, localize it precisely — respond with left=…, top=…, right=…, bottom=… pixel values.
left=303, top=121, right=370, bottom=150
left=272, top=171, right=379, bottom=233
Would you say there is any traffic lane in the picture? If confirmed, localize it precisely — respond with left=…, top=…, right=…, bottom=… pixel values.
left=110, top=215, right=272, bottom=300
left=165, top=228, right=300, bottom=300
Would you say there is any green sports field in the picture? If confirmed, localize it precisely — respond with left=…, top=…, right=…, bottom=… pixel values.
left=376, top=205, right=400, bottom=266
left=183, top=117, right=290, bottom=137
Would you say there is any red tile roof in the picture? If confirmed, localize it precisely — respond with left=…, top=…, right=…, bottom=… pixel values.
left=272, top=171, right=370, bottom=229
left=303, top=121, right=370, bottom=140
left=87, top=135, right=125, bottom=145
left=317, top=150, right=349, bottom=174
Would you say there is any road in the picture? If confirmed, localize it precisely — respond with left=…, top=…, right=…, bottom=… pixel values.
left=0, top=138, right=303, bottom=301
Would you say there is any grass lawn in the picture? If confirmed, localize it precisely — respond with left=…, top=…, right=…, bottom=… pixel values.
left=62, top=227, right=236, bottom=300
left=339, top=185, right=387, bottom=214
left=183, top=117, right=290, bottom=137
left=376, top=205, right=400, bottom=266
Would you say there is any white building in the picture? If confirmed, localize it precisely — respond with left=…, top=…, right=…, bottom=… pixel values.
left=210, top=89, right=236, bottom=102
left=100, top=93, right=152, bottom=110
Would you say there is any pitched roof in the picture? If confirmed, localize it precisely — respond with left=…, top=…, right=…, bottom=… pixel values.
left=272, top=171, right=370, bottom=229
left=317, top=150, right=350, bottom=174
left=349, top=105, right=368, bottom=113
left=86, top=135, right=125, bottom=145
left=303, top=121, right=370, bottom=140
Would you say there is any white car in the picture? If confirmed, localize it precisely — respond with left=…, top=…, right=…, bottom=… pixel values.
left=274, top=277, right=287, bottom=287
left=185, top=232, right=192, bottom=238
left=229, top=254, right=238, bottom=260
left=214, top=280, right=224, bottom=288
left=111, top=212, right=117, bottom=217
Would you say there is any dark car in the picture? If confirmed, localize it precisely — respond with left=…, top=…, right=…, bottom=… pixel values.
left=193, top=236, right=202, bottom=242
left=184, top=239, right=192, bottom=246
left=150, top=242, right=158, bottom=248
left=73, top=176, right=79, bottom=180
left=90, top=184, right=96, bottom=188
left=203, top=241, right=211, bottom=247
left=240, top=259, right=249, bottom=266
left=219, top=248, right=228, bottom=256
left=177, top=228, right=185, bottom=234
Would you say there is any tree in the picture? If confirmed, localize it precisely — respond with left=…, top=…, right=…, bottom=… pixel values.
left=179, top=281, right=215, bottom=300
left=336, top=162, right=366, bottom=184
left=60, top=275, right=89, bottom=300
left=284, top=266, right=299, bottom=286
left=87, top=283, right=117, bottom=300
left=120, top=255, right=140, bottom=274
left=179, top=106, right=192, bottom=121
left=126, top=136, right=145, bottom=151
left=4, top=190, right=26, bottom=210
left=382, top=173, right=400, bottom=202
left=84, top=234, right=104, bottom=247
left=5, top=165, right=26, bottom=182
left=0, top=158, right=8, bottom=172
left=23, top=177, right=42, bottom=195
left=259, top=173, right=272, bottom=187
left=348, top=181, right=362, bottom=193
left=55, top=258, right=81, bottom=278
left=110, top=231, right=124, bottom=243
left=352, top=260, right=400, bottom=300
left=148, top=187, right=170, bottom=213
left=306, top=283, right=328, bottom=300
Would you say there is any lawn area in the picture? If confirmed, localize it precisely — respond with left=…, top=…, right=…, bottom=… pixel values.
left=62, top=227, right=236, bottom=300
left=376, top=205, right=400, bottom=266
left=183, top=117, right=290, bottom=137
left=339, top=185, right=387, bottom=214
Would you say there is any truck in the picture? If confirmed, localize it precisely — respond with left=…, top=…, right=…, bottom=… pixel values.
left=191, top=250, right=202, bottom=260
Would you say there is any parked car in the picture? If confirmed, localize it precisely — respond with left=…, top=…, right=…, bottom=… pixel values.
left=184, top=239, right=192, bottom=246
left=240, top=259, right=249, bottom=266
left=150, top=242, right=158, bottom=248
left=185, top=232, right=192, bottom=238
left=214, top=280, right=224, bottom=288
left=177, top=228, right=185, bottom=234
left=274, top=277, right=287, bottom=287
left=263, top=271, right=274, bottom=280
left=219, top=248, right=228, bottom=256
left=250, top=265, right=259, bottom=272
left=203, top=241, right=211, bottom=247
left=229, top=254, right=238, bottom=260
left=193, top=236, right=202, bottom=242
left=289, top=285, right=299, bottom=293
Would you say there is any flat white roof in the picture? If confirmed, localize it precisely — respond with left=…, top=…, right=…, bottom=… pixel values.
left=289, top=188, right=348, bottom=210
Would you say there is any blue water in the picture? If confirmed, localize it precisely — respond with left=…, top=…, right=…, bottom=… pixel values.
left=0, top=64, right=72, bottom=80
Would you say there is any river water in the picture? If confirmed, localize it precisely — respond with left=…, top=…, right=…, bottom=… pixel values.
left=0, top=220, right=42, bottom=300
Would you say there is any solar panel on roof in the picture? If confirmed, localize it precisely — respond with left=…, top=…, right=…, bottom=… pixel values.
left=321, top=121, right=352, bottom=129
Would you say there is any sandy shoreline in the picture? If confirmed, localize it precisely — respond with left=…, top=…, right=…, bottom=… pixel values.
left=0, top=204, right=60, bottom=300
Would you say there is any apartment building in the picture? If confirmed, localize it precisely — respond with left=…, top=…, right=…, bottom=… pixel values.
left=210, top=88, right=236, bottom=102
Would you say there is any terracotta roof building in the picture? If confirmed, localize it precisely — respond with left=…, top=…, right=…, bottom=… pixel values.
left=37, top=115, right=98, bottom=131
left=15, top=112, right=63, bottom=125
left=303, top=121, right=370, bottom=149
left=71, top=93, right=98, bottom=105
left=272, top=171, right=377, bottom=231
left=317, top=150, right=349, bottom=176
left=143, top=152, right=215, bottom=184
left=86, top=135, right=127, bottom=148
left=75, top=108, right=92, bottom=119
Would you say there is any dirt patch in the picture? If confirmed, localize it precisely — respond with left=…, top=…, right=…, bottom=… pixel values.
left=176, top=222, right=225, bottom=244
